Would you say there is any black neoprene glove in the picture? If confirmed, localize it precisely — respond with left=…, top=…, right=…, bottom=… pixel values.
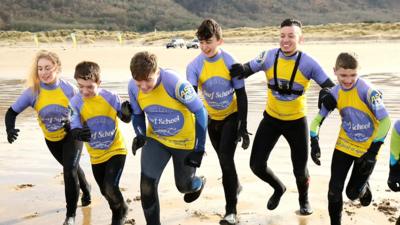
left=61, top=120, right=71, bottom=132
left=388, top=162, right=400, bottom=192
left=70, top=125, right=91, bottom=142
left=120, top=101, right=133, bottom=123
left=5, top=107, right=20, bottom=144
left=6, top=128, right=20, bottom=144
left=229, top=63, right=253, bottom=80
left=236, top=120, right=251, bottom=150
left=184, top=151, right=204, bottom=168
left=310, top=136, right=321, bottom=166
left=357, top=141, right=382, bottom=175
left=131, top=135, right=146, bottom=156
left=318, top=88, right=336, bottom=111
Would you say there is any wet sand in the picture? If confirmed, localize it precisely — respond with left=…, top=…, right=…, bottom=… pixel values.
left=0, top=41, right=400, bottom=225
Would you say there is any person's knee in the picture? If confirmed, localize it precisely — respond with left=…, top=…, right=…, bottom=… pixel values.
left=141, top=173, right=157, bottom=209
left=250, top=159, right=265, bottom=176
left=328, top=190, right=342, bottom=203
left=295, top=174, right=310, bottom=184
left=103, top=181, right=119, bottom=202
left=345, top=186, right=360, bottom=201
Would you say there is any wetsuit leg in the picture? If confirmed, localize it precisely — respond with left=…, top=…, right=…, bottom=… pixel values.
left=281, top=116, right=312, bottom=214
left=250, top=112, right=285, bottom=209
left=46, top=134, right=81, bottom=217
left=346, top=157, right=375, bottom=204
left=328, top=150, right=354, bottom=225
left=140, top=138, right=171, bottom=225
left=62, top=134, right=91, bottom=206
left=208, top=113, right=240, bottom=214
left=92, top=155, right=127, bottom=224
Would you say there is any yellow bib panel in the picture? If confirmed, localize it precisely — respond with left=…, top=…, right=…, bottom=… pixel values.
left=198, top=58, right=237, bottom=120
left=34, top=87, right=69, bottom=141
left=80, top=96, right=126, bottom=164
left=335, top=88, right=379, bottom=157
left=264, top=57, right=311, bottom=121
left=138, top=83, right=195, bottom=150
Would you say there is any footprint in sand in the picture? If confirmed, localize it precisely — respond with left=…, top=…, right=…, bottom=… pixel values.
left=14, top=183, right=34, bottom=190
left=23, top=212, right=39, bottom=219
left=373, top=199, right=398, bottom=223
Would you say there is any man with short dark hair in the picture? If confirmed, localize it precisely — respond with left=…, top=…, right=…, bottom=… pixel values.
left=230, top=18, right=335, bottom=215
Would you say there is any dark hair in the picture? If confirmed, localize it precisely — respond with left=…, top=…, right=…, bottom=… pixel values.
left=74, top=61, right=101, bottom=82
left=196, top=18, right=222, bottom=41
left=280, top=18, right=302, bottom=28
left=335, top=52, right=359, bottom=70
left=130, top=51, right=158, bottom=81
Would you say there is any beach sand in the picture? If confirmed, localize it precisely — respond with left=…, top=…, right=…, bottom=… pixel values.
left=0, top=40, right=400, bottom=225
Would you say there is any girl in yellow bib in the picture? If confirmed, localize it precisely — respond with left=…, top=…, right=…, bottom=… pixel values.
left=70, top=61, right=132, bottom=225
left=4, top=50, right=91, bottom=225
left=310, top=52, right=391, bottom=225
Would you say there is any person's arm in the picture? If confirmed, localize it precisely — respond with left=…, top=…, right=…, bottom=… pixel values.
left=5, top=89, right=36, bottom=143
left=69, top=97, right=91, bottom=142
left=119, top=100, right=132, bottom=123
left=235, top=87, right=250, bottom=149
left=128, top=80, right=147, bottom=155
left=357, top=87, right=391, bottom=175
left=5, top=107, right=20, bottom=143
left=229, top=62, right=254, bottom=79
left=184, top=106, right=208, bottom=168
left=388, top=121, right=400, bottom=191
left=309, top=106, right=330, bottom=166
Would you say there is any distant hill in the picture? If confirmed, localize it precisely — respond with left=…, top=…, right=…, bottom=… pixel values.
left=1, top=0, right=400, bottom=32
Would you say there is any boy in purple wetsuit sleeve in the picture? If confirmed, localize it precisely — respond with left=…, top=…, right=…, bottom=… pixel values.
left=311, top=52, right=391, bottom=225
left=128, top=51, right=208, bottom=225
left=186, top=18, right=249, bottom=225
left=70, top=61, right=132, bottom=225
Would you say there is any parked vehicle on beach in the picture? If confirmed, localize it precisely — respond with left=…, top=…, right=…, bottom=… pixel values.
left=166, top=38, right=185, bottom=48
left=186, top=38, right=199, bottom=49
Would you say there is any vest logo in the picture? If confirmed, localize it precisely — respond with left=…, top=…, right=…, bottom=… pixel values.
left=202, top=76, right=233, bottom=110
left=341, top=107, right=374, bottom=142
left=176, top=81, right=196, bottom=104
left=86, top=116, right=116, bottom=150
left=256, top=51, right=267, bottom=64
left=145, top=105, right=184, bottom=136
left=368, top=89, right=384, bottom=111
left=39, top=105, right=69, bottom=132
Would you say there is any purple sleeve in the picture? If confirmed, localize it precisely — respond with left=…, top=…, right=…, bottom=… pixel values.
left=59, top=79, right=77, bottom=100
left=11, top=88, right=36, bottom=113
left=222, top=50, right=245, bottom=89
left=128, top=79, right=143, bottom=114
left=162, top=69, right=203, bottom=113
left=357, top=79, right=388, bottom=120
left=367, top=89, right=388, bottom=120
left=70, top=95, right=83, bottom=129
left=249, top=50, right=269, bottom=73
left=186, top=57, right=202, bottom=87
left=99, top=89, right=121, bottom=112
left=299, top=54, right=330, bottom=85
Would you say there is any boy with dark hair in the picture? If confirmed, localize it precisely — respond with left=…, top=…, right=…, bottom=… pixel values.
left=311, top=52, right=391, bottom=225
left=128, top=51, right=208, bottom=225
left=70, top=61, right=132, bottom=225
left=186, top=18, right=249, bottom=225
left=229, top=18, right=335, bottom=215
